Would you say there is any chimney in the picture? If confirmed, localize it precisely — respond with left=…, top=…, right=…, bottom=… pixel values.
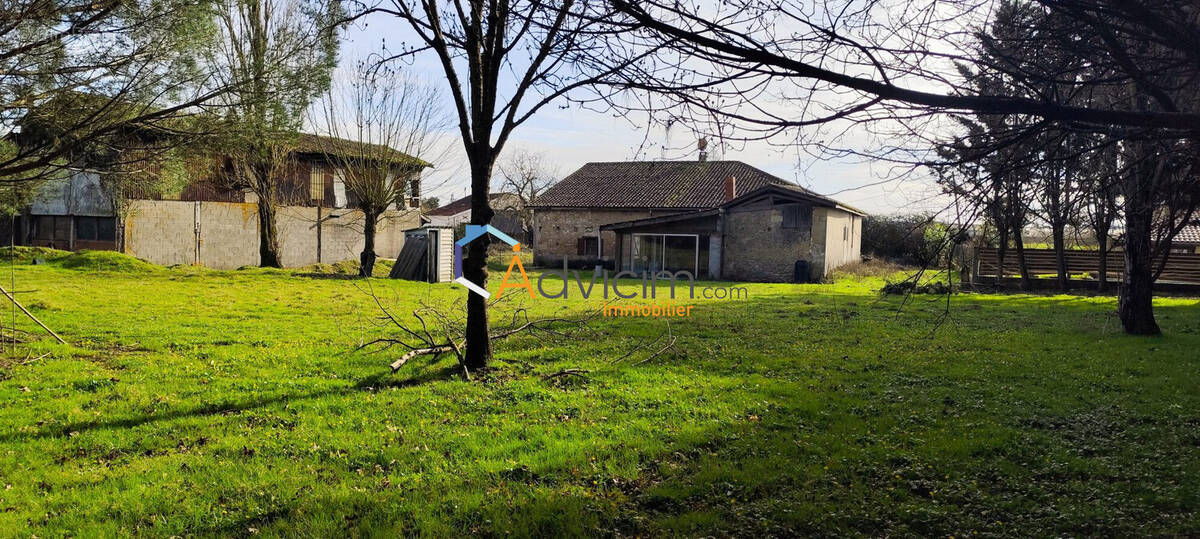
left=723, top=174, right=736, bottom=202
left=697, top=137, right=708, bottom=162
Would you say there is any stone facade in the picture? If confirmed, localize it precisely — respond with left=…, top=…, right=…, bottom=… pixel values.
left=721, top=203, right=815, bottom=282
left=603, top=201, right=863, bottom=283
left=531, top=207, right=689, bottom=267
left=123, top=200, right=420, bottom=269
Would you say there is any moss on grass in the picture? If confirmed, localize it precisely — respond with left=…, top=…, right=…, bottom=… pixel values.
left=0, top=246, right=71, bottom=264
left=57, top=250, right=160, bottom=272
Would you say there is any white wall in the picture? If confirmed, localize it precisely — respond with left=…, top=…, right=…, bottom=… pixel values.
left=819, top=208, right=862, bottom=275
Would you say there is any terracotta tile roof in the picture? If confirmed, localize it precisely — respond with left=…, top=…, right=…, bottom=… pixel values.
left=531, top=160, right=801, bottom=209
left=425, top=193, right=513, bottom=216
left=1176, top=222, right=1200, bottom=244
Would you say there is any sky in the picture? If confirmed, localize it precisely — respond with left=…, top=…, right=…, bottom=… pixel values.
left=332, top=14, right=947, bottom=216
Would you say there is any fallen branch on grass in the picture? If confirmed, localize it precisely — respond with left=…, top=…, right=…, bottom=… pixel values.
left=389, top=342, right=461, bottom=372
left=358, top=283, right=609, bottom=379
left=541, top=368, right=590, bottom=381
left=632, top=320, right=676, bottom=365
left=0, top=285, right=65, bottom=344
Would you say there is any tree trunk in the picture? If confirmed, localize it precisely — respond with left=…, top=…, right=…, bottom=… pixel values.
left=1096, top=230, right=1109, bottom=292
left=1052, top=223, right=1068, bottom=291
left=995, top=225, right=1008, bottom=286
left=254, top=160, right=282, bottom=268
left=115, top=212, right=126, bottom=254
left=257, top=197, right=281, bottom=268
left=463, top=159, right=496, bottom=370
left=360, top=211, right=378, bottom=277
left=1013, top=225, right=1032, bottom=290
left=1118, top=175, right=1161, bottom=335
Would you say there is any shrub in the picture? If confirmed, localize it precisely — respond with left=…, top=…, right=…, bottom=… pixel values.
left=880, top=280, right=953, bottom=295
left=862, top=214, right=952, bottom=267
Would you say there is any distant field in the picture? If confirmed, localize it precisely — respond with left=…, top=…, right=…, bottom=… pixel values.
left=0, top=251, right=1197, bottom=536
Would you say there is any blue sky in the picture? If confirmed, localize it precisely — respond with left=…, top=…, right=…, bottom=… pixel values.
left=334, top=16, right=944, bottom=215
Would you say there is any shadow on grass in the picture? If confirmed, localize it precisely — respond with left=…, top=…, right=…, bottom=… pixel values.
left=179, top=291, right=1200, bottom=536
left=14, top=286, right=1200, bottom=536
left=0, top=364, right=465, bottom=444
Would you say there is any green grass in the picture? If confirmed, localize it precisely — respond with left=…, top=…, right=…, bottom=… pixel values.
left=0, top=252, right=1197, bottom=536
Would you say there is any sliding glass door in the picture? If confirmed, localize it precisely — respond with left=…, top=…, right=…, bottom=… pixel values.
left=630, top=234, right=699, bottom=276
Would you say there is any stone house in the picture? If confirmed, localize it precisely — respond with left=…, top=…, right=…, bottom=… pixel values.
left=530, top=160, right=864, bottom=282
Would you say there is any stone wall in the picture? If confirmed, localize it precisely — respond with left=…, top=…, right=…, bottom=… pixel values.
left=531, top=208, right=687, bottom=267
left=124, top=200, right=420, bottom=269
left=722, top=204, right=814, bottom=282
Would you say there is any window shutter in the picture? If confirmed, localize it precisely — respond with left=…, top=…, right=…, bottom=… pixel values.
left=309, top=164, right=325, bottom=202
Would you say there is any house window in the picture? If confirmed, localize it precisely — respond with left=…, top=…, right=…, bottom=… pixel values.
left=75, top=217, right=116, bottom=242
left=781, top=204, right=804, bottom=229
left=309, top=164, right=326, bottom=203
left=34, top=216, right=72, bottom=242
left=577, top=236, right=599, bottom=256
left=843, top=226, right=848, bottom=242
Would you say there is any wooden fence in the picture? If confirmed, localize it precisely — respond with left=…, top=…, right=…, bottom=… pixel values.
left=974, top=247, right=1200, bottom=283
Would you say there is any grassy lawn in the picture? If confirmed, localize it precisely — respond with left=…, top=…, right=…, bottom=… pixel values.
left=0, top=251, right=1198, bottom=536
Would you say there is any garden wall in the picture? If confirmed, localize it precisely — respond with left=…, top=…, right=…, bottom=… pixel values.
left=124, top=200, right=420, bottom=269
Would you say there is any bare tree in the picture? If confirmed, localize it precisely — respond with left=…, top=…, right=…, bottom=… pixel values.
left=352, top=0, right=651, bottom=369
left=206, top=0, right=342, bottom=267
left=1082, top=147, right=1120, bottom=292
left=496, top=149, right=557, bottom=243
left=606, top=0, right=1200, bottom=334
left=312, top=66, right=450, bottom=276
left=608, top=0, right=1200, bottom=134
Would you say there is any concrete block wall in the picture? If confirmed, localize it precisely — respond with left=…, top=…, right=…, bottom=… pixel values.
left=277, top=207, right=419, bottom=267
left=199, top=202, right=259, bottom=269
left=124, top=200, right=199, bottom=266
left=124, top=200, right=420, bottom=269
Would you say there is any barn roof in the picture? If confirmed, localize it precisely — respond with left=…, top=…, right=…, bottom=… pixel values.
left=293, top=133, right=430, bottom=167
left=425, top=193, right=514, bottom=216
